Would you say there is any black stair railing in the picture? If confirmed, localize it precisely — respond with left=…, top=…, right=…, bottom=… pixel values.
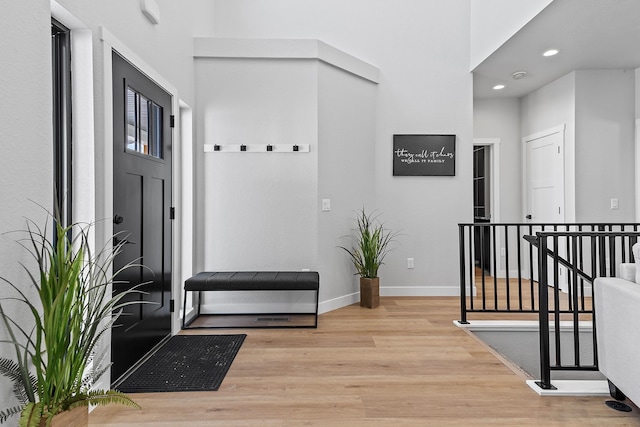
left=533, top=230, right=640, bottom=390
left=458, top=223, right=640, bottom=389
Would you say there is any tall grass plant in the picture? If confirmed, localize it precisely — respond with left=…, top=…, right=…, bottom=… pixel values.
left=340, top=208, right=398, bottom=278
left=0, top=214, right=141, bottom=426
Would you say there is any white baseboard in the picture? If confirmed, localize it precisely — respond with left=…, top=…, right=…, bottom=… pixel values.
left=454, top=319, right=593, bottom=332
left=318, top=292, right=359, bottom=314
left=319, top=287, right=460, bottom=313
left=527, top=379, right=609, bottom=396
left=193, top=287, right=461, bottom=317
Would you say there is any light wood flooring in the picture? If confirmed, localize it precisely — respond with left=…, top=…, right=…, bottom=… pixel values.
left=90, top=297, right=640, bottom=426
left=466, top=269, right=593, bottom=322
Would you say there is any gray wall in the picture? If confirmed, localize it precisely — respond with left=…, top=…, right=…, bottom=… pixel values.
left=0, top=0, right=53, bottom=407
left=2, top=0, right=582, bottom=407
left=211, top=0, right=474, bottom=295
left=469, top=0, right=552, bottom=70
left=520, top=71, right=577, bottom=221
left=196, top=58, right=319, bottom=272
left=317, top=62, right=377, bottom=307
left=473, top=97, right=522, bottom=222
left=574, top=69, right=635, bottom=222
left=0, top=0, right=216, bottom=406
left=193, top=48, right=378, bottom=313
left=520, top=70, right=636, bottom=223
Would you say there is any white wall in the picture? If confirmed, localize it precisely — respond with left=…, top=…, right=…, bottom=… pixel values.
left=473, top=98, right=522, bottom=278
left=0, top=0, right=53, bottom=409
left=473, top=98, right=522, bottom=221
left=0, top=0, right=216, bottom=405
left=520, top=69, right=636, bottom=223
left=56, top=0, right=214, bottom=107
left=317, top=62, right=377, bottom=309
left=469, top=0, right=553, bottom=70
left=521, top=72, right=577, bottom=221
left=574, top=70, right=635, bottom=222
left=211, top=0, right=474, bottom=296
left=193, top=40, right=379, bottom=312
left=636, top=68, right=640, bottom=120
left=197, top=58, right=319, bottom=272
left=636, top=68, right=640, bottom=220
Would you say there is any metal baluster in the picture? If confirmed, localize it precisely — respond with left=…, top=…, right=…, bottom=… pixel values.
left=459, top=225, right=468, bottom=323
left=536, top=233, right=555, bottom=390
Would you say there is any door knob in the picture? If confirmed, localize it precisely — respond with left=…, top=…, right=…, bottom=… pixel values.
left=114, top=214, right=124, bottom=224
left=525, top=214, right=532, bottom=220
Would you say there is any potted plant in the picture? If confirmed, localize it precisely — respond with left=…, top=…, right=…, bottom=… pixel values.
left=0, top=213, right=141, bottom=426
left=340, top=208, right=398, bottom=309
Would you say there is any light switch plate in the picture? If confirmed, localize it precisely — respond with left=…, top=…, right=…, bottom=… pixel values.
left=322, top=199, right=331, bottom=211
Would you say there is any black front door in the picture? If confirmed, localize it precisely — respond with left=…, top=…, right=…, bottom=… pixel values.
left=111, top=51, right=172, bottom=383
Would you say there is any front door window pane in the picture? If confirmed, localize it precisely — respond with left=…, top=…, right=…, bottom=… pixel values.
left=139, top=94, right=149, bottom=154
left=126, top=88, right=137, bottom=151
left=126, top=86, right=162, bottom=159
left=150, top=103, right=163, bottom=158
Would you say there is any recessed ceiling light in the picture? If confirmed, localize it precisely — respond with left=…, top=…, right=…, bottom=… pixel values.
left=493, top=84, right=505, bottom=90
left=543, top=49, right=559, bottom=57
left=512, top=71, right=527, bottom=80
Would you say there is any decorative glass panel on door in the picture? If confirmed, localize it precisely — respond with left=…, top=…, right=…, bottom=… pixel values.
left=149, top=102, right=163, bottom=158
left=126, top=86, right=163, bottom=159
left=126, top=87, right=137, bottom=151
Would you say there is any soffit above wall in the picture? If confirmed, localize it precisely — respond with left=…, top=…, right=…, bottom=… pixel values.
left=473, top=0, right=640, bottom=99
left=193, top=38, right=379, bottom=84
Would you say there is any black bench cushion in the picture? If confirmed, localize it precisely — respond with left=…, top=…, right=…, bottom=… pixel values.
left=184, top=271, right=319, bottom=291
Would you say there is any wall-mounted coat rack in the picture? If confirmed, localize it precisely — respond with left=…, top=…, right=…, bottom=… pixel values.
left=204, top=144, right=310, bottom=153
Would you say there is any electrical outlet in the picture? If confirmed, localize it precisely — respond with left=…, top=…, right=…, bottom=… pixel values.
left=407, top=258, right=414, bottom=269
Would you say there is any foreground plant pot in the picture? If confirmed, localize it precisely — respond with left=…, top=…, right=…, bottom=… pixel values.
left=41, top=406, right=88, bottom=427
left=360, top=277, right=380, bottom=309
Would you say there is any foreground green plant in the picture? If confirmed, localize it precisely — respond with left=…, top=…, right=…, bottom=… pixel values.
left=0, top=214, right=142, bottom=426
left=339, top=208, right=398, bottom=278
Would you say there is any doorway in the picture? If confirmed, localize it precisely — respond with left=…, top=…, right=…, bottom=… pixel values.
left=111, top=51, right=173, bottom=383
left=473, top=145, right=491, bottom=272
left=524, top=129, right=564, bottom=223
left=523, top=125, right=567, bottom=290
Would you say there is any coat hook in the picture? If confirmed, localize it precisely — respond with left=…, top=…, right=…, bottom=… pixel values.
left=293, top=145, right=299, bottom=152
left=266, top=145, right=273, bottom=152
left=240, top=144, right=247, bottom=152
left=214, top=144, right=221, bottom=151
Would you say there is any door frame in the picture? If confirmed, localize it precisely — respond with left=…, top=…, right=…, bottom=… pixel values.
left=473, top=138, right=501, bottom=224
left=99, top=27, right=184, bottom=337
left=473, top=138, right=501, bottom=278
left=51, top=1, right=96, bottom=233
left=522, top=124, right=568, bottom=289
left=636, top=119, right=640, bottom=222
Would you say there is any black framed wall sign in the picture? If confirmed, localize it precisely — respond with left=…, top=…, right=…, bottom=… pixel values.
left=393, top=134, right=456, bottom=176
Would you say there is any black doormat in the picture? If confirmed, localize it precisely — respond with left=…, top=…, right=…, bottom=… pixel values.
left=117, top=334, right=246, bottom=393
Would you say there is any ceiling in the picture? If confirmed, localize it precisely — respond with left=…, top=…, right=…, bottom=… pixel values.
left=473, top=0, right=640, bottom=99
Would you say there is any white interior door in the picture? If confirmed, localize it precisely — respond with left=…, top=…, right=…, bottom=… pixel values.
left=526, top=131, right=564, bottom=222
left=524, top=127, right=567, bottom=291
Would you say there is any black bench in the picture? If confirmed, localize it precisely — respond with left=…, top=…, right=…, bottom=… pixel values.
left=182, top=271, right=319, bottom=329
